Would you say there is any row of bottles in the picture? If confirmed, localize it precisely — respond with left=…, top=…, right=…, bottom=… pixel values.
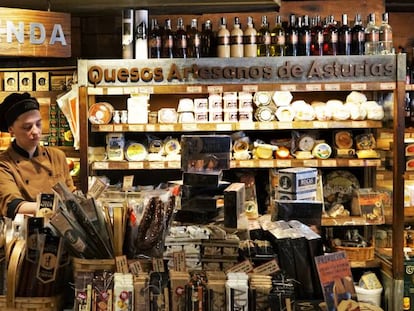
left=147, top=12, right=393, bottom=59
left=404, top=91, right=414, bottom=128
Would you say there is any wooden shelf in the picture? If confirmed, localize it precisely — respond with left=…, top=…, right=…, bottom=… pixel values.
left=91, top=120, right=383, bottom=133
left=91, top=158, right=382, bottom=171
left=321, top=216, right=385, bottom=226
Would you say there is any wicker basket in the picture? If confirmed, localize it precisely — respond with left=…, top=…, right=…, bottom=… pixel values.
left=0, top=295, right=62, bottom=311
left=333, top=245, right=375, bottom=261
left=72, top=257, right=152, bottom=274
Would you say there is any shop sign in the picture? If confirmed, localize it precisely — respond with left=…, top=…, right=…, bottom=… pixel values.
left=0, top=7, right=71, bottom=57
left=78, top=56, right=397, bottom=87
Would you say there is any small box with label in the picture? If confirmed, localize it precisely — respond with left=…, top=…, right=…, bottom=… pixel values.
left=35, top=71, right=50, bottom=91
left=4, top=72, right=18, bottom=91
left=278, top=167, right=318, bottom=193
left=19, top=72, right=33, bottom=92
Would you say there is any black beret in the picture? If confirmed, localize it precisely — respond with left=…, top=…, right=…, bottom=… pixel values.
left=0, top=92, right=40, bottom=132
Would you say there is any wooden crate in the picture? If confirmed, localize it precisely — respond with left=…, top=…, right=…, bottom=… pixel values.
left=0, top=295, right=62, bottom=311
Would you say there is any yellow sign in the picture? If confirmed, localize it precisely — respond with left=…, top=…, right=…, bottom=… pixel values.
left=0, top=7, right=71, bottom=57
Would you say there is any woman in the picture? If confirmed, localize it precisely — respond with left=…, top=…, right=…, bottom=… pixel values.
left=0, top=92, right=75, bottom=218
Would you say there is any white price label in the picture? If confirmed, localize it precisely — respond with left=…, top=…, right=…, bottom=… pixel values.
left=128, top=162, right=144, bottom=169
left=242, top=85, right=258, bottom=92
left=207, top=85, right=223, bottom=94
left=138, top=86, right=154, bottom=94
left=258, top=122, right=275, bottom=130
left=113, top=125, right=123, bottom=132
left=149, top=162, right=165, bottom=169
left=168, top=161, right=181, bottom=169
left=128, top=124, right=145, bottom=131
left=159, top=124, right=174, bottom=131
left=187, top=86, right=202, bottom=93
left=93, top=162, right=109, bottom=170
left=277, top=160, right=291, bottom=167
left=303, top=160, right=318, bottom=166
left=351, top=83, right=367, bottom=90
left=324, top=83, right=341, bottom=91
left=280, top=84, right=297, bottom=91
left=216, top=124, right=233, bottom=131
left=349, top=159, right=364, bottom=167
left=100, top=124, right=113, bottom=132
left=306, top=84, right=322, bottom=91
left=321, top=160, right=337, bottom=167
left=380, top=82, right=395, bottom=90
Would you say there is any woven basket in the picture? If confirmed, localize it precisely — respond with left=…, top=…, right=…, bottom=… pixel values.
left=333, top=245, right=375, bottom=261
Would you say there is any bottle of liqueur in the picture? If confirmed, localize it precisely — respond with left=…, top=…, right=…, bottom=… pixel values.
left=351, top=13, right=365, bottom=55
left=257, top=15, right=271, bottom=57
left=285, top=14, right=299, bottom=56
left=187, top=18, right=201, bottom=58
left=217, top=17, right=230, bottom=58
left=364, top=13, right=380, bottom=55
left=298, top=15, right=311, bottom=56
left=161, top=18, right=174, bottom=58
left=174, top=17, right=187, bottom=58
left=243, top=16, right=257, bottom=57
left=338, top=13, right=351, bottom=55
left=323, top=15, right=338, bottom=55
left=230, top=17, right=244, bottom=57
left=201, top=20, right=215, bottom=57
left=379, top=12, right=393, bottom=54
left=148, top=18, right=162, bottom=59
left=310, top=15, right=324, bottom=56
left=270, top=15, right=285, bottom=56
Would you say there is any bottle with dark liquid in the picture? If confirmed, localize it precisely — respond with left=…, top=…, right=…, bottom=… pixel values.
left=174, top=17, right=187, bottom=58
left=298, top=15, right=311, bottom=56
left=311, top=15, right=324, bottom=56
left=270, top=15, right=285, bottom=56
left=161, top=18, right=174, bottom=58
left=187, top=18, right=201, bottom=58
left=201, top=20, right=215, bottom=57
left=148, top=18, right=162, bottom=59
left=323, top=15, right=338, bottom=55
left=257, top=15, right=271, bottom=57
left=338, top=14, right=351, bottom=55
left=351, top=13, right=365, bottom=55
left=285, top=14, right=299, bottom=56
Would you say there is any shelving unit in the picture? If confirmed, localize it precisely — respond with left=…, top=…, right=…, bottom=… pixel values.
left=77, top=54, right=406, bottom=308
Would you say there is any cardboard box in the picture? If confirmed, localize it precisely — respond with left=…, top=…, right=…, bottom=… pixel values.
left=182, top=171, right=222, bottom=186
left=19, top=72, right=33, bottom=91
left=4, top=72, right=18, bottom=91
left=276, top=190, right=317, bottom=201
left=224, top=182, right=245, bottom=229
left=351, top=188, right=384, bottom=221
left=278, top=167, right=318, bottom=193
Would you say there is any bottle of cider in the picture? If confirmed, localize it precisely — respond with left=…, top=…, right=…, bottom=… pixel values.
left=243, top=16, right=257, bottom=57
left=217, top=17, right=230, bottom=58
left=230, top=17, right=244, bottom=57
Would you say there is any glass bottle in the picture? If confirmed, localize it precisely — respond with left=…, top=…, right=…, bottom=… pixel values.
left=201, top=20, right=215, bottom=57
left=243, top=16, right=257, bottom=57
left=174, top=17, right=187, bottom=58
left=351, top=13, right=365, bottom=55
left=270, top=15, right=285, bottom=56
left=364, top=13, right=380, bottom=55
left=298, top=15, right=311, bottom=56
left=285, top=14, right=298, bottom=56
left=379, top=12, right=393, bottom=54
left=217, top=17, right=230, bottom=58
left=311, top=15, right=324, bottom=56
left=161, top=18, right=174, bottom=58
left=230, top=17, right=244, bottom=57
left=187, top=18, right=201, bottom=58
left=323, top=15, right=338, bottom=55
left=338, top=14, right=351, bottom=55
left=257, top=15, right=271, bottom=57
left=405, top=92, right=411, bottom=127
left=148, top=18, right=162, bottom=59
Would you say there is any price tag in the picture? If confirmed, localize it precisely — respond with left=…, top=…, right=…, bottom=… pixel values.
left=242, top=85, right=258, bottom=92
left=87, top=177, right=108, bottom=199
left=128, top=162, right=144, bottom=169
left=238, top=122, right=255, bottom=130
left=138, top=86, right=154, bottom=94
left=277, top=160, right=291, bottom=167
left=122, top=175, right=134, bottom=191
left=351, top=83, right=367, bottom=90
left=216, top=123, right=232, bottom=131
left=115, top=255, right=129, bottom=274
left=380, top=82, right=395, bottom=90
left=123, top=87, right=139, bottom=94
left=93, top=162, right=109, bottom=170
left=376, top=174, right=384, bottom=180
left=186, top=86, right=202, bottom=93
left=149, top=162, right=165, bottom=169
left=128, top=124, right=145, bottom=131
left=280, top=84, right=297, bottom=91
left=159, top=124, right=174, bottom=131
left=129, top=261, right=143, bottom=276
left=183, top=123, right=198, bottom=131
left=306, top=84, right=322, bottom=91
left=173, top=251, right=187, bottom=272
left=252, top=259, right=280, bottom=275
left=146, top=124, right=156, bottom=131
left=226, top=260, right=254, bottom=273
left=207, top=85, right=223, bottom=94
left=258, top=122, right=275, bottom=130
left=313, top=121, right=329, bottom=129
left=100, top=124, right=113, bottom=132
left=88, top=87, right=104, bottom=95
left=324, top=83, right=341, bottom=91
left=168, top=161, right=181, bottom=169
left=113, top=124, right=123, bottom=132
left=321, top=160, right=337, bottom=167
left=366, top=159, right=381, bottom=166
left=108, top=87, right=124, bottom=95
left=303, top=159, right=318, bottom=166
left=277, top=122, right=293, bottom=129
left=239, top=160, right=255, bottom=168
left=349, top=159, right=364, bottom=167
left=260, top=160, right=274, bottom=167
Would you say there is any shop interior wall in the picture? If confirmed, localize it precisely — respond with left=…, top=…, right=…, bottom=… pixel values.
left=70, top=0, right=412, bottom=61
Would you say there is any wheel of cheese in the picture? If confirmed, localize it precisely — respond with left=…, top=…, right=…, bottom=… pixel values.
left=88, top=102, right=114, bottom=124
left=335, top=131, right=353, bottom=149
left=297, top=134, right=315, bottom=151
left=125, top=142, right=147, bottom=161
left=312, top=143, right=332, bottom=159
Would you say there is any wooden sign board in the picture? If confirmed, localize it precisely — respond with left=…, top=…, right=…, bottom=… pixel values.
left=0, top=7, right=71, bottom=57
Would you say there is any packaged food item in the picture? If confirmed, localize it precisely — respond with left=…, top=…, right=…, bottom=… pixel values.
left=88, top=102, right=114, bottom=124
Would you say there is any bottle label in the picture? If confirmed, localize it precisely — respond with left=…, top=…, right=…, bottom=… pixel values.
left=244, top=34, right=257, bottom=45
left=277, top=35, right=285, bottom=45
left=231, top=35, right=244, bottom=45
left=194, top=35, right=201, bottom=47
left=358, top=31, right=365, bottom=42
left=291, top=33, right=298, bottom=45
left=317, top=33, right=324, bottom=44
left=166, top=36, right=173, bottom=48
left=180, top=36, right=187, bottom=48
left=331, top=32, right=338, bottom=43
left=150, top=37, right=161, bottom=48
left=368, top=32, right=379, bottom=42
left=263, top=34, right=271, bottom=45
left=217, top=35, right=230, bottom=45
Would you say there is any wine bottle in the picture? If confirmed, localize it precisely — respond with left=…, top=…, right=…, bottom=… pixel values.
left=257, top=15, right=271, bottom=57
left=174, top=17, right=187, bottom=58
left=298, top=15, right=311, bottom=56
left=351, top=13, right=365, bottom=55
left=187, top=18, right=201, bottom=58
left=285, top=14, right=298, bottom=56
left=323, top=15, right=338, bottom=56
left=338, top=14, right=351, bottom=55
left=311, top=15, right=324, bottom=56
left=161, top=18, right=174, bottom=58
left=270, top=15, right=285, bottom=56
left=201, top=20, right=215, bottom=57
left=148, top=18, right=162, bottom=59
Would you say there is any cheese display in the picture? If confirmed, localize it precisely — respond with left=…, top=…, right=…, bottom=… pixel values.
left=88, top=102, right=114, bottom=124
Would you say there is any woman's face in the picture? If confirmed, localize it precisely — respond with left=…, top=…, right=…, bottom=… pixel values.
left=8, top=110, right=42, bottom=151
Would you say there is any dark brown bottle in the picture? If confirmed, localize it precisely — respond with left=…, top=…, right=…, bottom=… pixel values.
left=311, top=15, right=324, bottom=56
left=187, top=18, right=201, bottom=58
left=201, top=20, right=215, bottom=57
left=174, top=17, right=187, bottom=58
left=323, top=15, right=338, bottom=55
left=338, top=14, right=351, bottom=55
left=285, top=14, right=298, bottom=56
left=148, top=18, right=162, bottom=59
left=298, top=15, right=311, bottom=56
left=161, top=18, right=174, bottom=58
left=351, top=13, right=365, bottom=55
